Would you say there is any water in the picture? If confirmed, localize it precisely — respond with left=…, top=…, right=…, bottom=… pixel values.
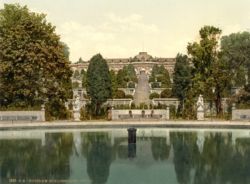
left=0, top=128, right=250, bottom=184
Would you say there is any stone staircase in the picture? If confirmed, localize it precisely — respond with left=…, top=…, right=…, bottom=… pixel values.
left=134, top=72, right=150, bottom=106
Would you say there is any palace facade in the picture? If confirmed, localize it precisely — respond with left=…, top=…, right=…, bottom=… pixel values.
left=70, top=52, right=176, bottom=75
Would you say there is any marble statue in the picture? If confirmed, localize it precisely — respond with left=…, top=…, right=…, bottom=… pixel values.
left=197, top=94, right=205, bottom=120
left=197, top=94, right=204, bottom=111
left=73, top=95, right=81, bottom=121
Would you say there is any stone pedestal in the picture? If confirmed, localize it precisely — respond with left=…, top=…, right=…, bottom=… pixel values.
left=73, top=111, right=80, bottom=121
left=196, top=94, right=204, bottom=121
left=197, top=110, right=204, bottom=121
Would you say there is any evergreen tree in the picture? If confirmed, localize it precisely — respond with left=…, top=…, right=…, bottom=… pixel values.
left=86, top=54, right=112, bottom=116
left=109, top=70, right=118, bottom=97
left=116, top=64, right=137, bottom=88
left=149, top=64, right=171, bottom=87
left=172, top=54, right=192, bottom=113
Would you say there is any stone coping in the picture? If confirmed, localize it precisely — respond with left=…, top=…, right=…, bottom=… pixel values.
left=0, top=120, right=249, bottom=131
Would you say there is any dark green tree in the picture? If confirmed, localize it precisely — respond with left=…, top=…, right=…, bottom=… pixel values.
left=116, top=64, right=137, bottom=88
left=172, top=54, right=192, bottom=114
left=82, top=133, right=112, bottom=184
left=109, top=70, right=118, bottom=97
left=86, top=54, right=112, bottom=116
left=0, top=4, right=72, bottom=119
left=149, top=65, right=171, bottom=88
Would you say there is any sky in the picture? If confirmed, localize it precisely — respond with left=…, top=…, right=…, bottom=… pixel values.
left=1, top=0, right=250, bottom=62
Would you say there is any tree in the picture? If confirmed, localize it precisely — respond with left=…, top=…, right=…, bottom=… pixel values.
left=116, top=64, right=137, bottom=88
left=149, top=64, right=171, bottom=88
left=187, top=26, right=225, bottom=116
left=113, top=90, right=125, bottom=99
left=86, top=54, right=112, bottom=116
left=109, top=70, right=118, bottom=97
left=0, top=4, right=72, bottom=118
left=221, top=32, right=250, bottom=86
left=77, top=57, right=84, bottom=63
left=160, top=88, right=172, bottom=98
left=172, top=54, right=192, bottom=114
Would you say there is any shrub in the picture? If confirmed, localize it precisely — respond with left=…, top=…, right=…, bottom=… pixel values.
left=150, top=92, right=160, bottom=99
left=114, top=90, right=125, bottom=98
left=125, top=94, right=133, bottom=99
left=139, top=103, right=148, bottom=109
left=80, top=107, right=90, bottom=120
left=131, top=102, right=136, bottom=109
left=127, top=82, right=136, bottom=88
left=170, top=105, right=176, bottom=119
left=151, top=82, right=160, bottom=88
left=161, top=89, right=172, bottom=98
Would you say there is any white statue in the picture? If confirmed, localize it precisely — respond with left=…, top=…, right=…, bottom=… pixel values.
left=73, top=95, right=81, bottom=121
left=197, top=94, right=204, bottom=111
left=197, top=94, right=204, bottom=120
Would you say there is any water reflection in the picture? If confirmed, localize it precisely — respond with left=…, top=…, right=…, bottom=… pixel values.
left=0, top=129, right=249, bottom=184
left=0, top=132, right=73, bottom=184
left=82, top=133, right=112, bottom=184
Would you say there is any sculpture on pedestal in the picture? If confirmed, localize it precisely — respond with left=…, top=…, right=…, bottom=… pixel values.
left=196, top=94, right=205, bottom=120
left=73, top=95, right=81, bottom=121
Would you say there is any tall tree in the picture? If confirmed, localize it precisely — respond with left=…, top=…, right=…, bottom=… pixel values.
left=0, top=4, right=72, bottom=118
left=187, top=26, right=225, bottom=115
left=172, top=54, right=192, bottom=113
left=109, top=70, right=118, bottom=97
left=86, top=54, right=112, bottom=116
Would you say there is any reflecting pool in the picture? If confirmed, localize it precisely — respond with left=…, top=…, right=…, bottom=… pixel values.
left=0, top=128, right=250, bottom=184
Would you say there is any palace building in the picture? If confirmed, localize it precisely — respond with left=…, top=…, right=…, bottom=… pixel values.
left=70, top=52, right=176, bottom=75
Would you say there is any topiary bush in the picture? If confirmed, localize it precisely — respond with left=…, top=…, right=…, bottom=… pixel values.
left=149, top=92, right=160, bottom=99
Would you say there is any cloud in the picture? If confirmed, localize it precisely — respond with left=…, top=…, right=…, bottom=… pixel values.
left=57, top=13, right=160, bottom=62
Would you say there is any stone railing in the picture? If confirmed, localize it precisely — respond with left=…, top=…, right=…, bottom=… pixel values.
left=118, top=88, right=136, bottom=96
left=106, top=99, right=133, bottom=107
left=0, top=110, right=45, bottom=122
left=111, top=109, right=169, bottom=120
left=150, top=88, right=167, bottom=94
left=152, top=98, right=180, bottom=110
left=232, top=104, right=250, bottom=121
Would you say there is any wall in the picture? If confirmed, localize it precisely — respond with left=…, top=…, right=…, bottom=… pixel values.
left=152, top=98, right=180, bottom=109
left=106, top=99, right=133, bottom=107
left=0, top=111, right=45, bottom=122
left=112, top=109, right=169, bottom=120
left=232, top=109, right=250, bottom=121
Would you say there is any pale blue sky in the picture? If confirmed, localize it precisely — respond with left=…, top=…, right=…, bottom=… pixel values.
left=1, top=0, right=250, bottom=62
